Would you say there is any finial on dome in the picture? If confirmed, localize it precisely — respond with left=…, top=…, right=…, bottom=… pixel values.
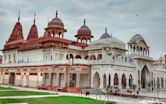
left=105, top=27, right=107, bottom=33
left=33, top=12, right=36, bottom=24
left=84, top=18, right=86, bottom=26
left=18, top=11, right=20, bottom=22
left=56, top=10, right=58, bottom=18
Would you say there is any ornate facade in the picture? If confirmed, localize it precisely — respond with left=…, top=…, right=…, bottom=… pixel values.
left=0, top=12, right=166, bottom=92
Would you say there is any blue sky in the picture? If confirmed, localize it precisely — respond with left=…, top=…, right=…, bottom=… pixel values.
left=0, top=0, right=166, bottom=59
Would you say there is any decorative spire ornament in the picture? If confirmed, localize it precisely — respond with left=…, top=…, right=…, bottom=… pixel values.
left=18, top=11, right=20, bottom=22
left=105, top=27, right=107, bottom=33
left=56, top=10, right=58, bottom=18
left=84, top=18, right=86, bottom=26
left=33, top=12, right=36, bottom=24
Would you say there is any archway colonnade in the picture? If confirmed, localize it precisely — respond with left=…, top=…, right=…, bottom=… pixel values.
left=93, top=72, right=134, bottom=89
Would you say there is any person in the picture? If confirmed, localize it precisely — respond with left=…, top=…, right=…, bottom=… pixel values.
left=86, top=90, right=90, bottom=97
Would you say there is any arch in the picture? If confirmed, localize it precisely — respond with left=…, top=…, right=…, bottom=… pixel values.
left=82, top=38, right=86, bottom=44
left=161, top=77, right=164, bottom=88
left=141, top=65, right=150, bottom=88
left=75, top=55, right=82, bottom=59
left=108, top=74, right=111, bottom=87
left=114, top=73, right=119, bottom=86
left=121, top=73, right=127, bottom=89
left=90, top=55, right=96, bottom=60
left=84, top=55, right=89, bottom=60
left=93, top=72, right=100, bottom=88
left=66, top=54, right=74, bottom=59
left=103, top=74, right=107, bottom=89
left=129, top=74, right=133, bottom=89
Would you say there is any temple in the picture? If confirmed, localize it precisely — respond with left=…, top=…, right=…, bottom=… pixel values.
left=0, top=12, right=166, bottom=93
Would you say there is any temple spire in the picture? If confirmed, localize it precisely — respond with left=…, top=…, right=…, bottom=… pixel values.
left=84, top=18, right=86, bottom=26
left=33, top=12, right=36, bottom=24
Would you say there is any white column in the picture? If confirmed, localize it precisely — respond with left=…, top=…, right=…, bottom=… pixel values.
left=100, top=74, right=103, bottom=89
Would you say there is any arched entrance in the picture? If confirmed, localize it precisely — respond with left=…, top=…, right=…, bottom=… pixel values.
left=129, top=74, right=133, bottom=89
left=121, top=74, right=126, bottom=89
left=103, top=74, right=107, bottom=88
left=114, top=73, right=119, bottom=87
left=141, top=65, right=150, bottom=88
left=93, top=72, right=100, bottom=88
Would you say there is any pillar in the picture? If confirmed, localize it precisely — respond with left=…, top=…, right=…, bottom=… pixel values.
left=76, top=73, right=80, bottom=87
left=100, top=74, right=103, bottom=89
left=48, top=72, right=51, bottom=86
left=88, top=73, right=91, bottom=87
left=56, top=73, right=59, bottom=86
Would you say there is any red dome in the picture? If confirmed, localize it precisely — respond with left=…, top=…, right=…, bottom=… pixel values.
left=75, top=19, right=93, bottom=38
left=77, top=25, right=91, bottom=36
left=48, top=17, right=64, bottom=28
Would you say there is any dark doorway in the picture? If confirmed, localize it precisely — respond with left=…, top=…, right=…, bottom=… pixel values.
left=9, top=73, right=15, bottom=85
left=141, top=65, right=150, bottom=88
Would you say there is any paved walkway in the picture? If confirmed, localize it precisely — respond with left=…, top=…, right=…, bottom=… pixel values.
left=0, top=85, right=165, bottom=104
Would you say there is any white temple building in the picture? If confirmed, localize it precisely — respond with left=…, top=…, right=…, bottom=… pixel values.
left=0, top=12, right=166, bottom=93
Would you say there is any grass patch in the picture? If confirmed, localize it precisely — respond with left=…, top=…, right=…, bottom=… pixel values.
left=0, top=96, right=116, bottom=104
left=0, top=91, right=52, bottom=96
left=0, top=86, right=15, bottom=90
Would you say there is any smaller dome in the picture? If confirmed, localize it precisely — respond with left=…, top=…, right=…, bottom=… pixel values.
left=86, top=29, right=126, bottom=50
left=47, top=11, right=64, bottom=29
left=100, top=28, right=111, bottom=39
left=77, top=25, right=91, bottom=36
left=159, top=56, right=164, bottom=61
left=129, top=34, right=144, bottom=43
left=75, top=19, right=93, bottom=38
left=48, top=18, right=64, bottom=28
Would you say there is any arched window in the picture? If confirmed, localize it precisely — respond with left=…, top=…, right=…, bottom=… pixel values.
left=121, top=74, right=126, bottom=89
left=90, top=55, right=96, bottom=60
left=108, top=74, right=111, bottom=87
left=129, top=74, right=133, bottom=89
left=93, top=72, right=100, bottom=88
left=75, top=55, right=82, bottom=59
left=84, top=55, right=89, bottom=60
left=114, top=73, right=119, bottom=86
left=66, top=54, right=74, bottom=60
left=103, top=74, right=107, bottom=89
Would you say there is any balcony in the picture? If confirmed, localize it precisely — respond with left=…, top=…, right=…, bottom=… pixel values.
left=0, top=58, right=134, bottom=67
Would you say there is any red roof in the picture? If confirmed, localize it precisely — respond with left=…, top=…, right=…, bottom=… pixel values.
left=27, top=24, right=38, bottom=41
left=8, top=22, right=24, bottom=43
